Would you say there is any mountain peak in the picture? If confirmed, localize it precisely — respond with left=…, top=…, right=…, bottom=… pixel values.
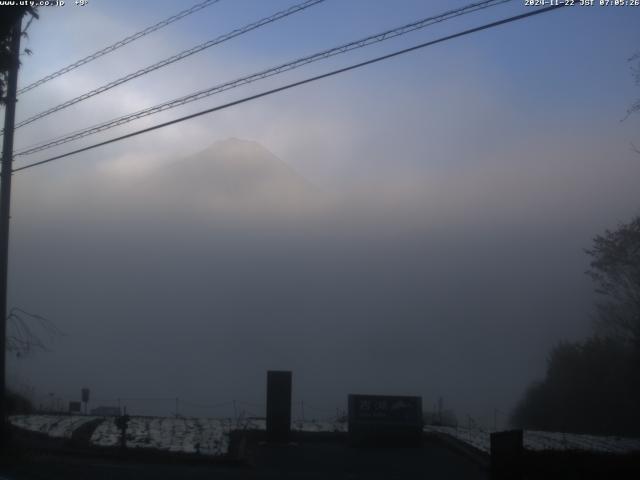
left=197, top=137, right=274, bottom=165
left=207, top=136, right=259, bottom=150
left=141, top=138, right=318, bottom=216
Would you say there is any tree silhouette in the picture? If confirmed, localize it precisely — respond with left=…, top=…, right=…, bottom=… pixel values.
left=511, top=217, right=640, bottom=436
left=0, top=6, right=38, bottom=104
left=586, top=216, right=640, bottom=348
left=511, top=337, right=638, bottom=436
left=627, top=51, right=640, bottom=154
left=628, top=52, right=640, bottom=119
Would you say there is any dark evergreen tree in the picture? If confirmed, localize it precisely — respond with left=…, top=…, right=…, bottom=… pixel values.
left=511, top=217, right=640, bottom=436
left=0, top=6, right=38, bottom=104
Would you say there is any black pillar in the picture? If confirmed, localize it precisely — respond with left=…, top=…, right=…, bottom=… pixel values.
left=490, top=429, right=523, bottom=478
left=266, top=370, right=292, bottom=443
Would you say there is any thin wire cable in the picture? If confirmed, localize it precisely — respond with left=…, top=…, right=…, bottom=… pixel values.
left=236, top=400, right=265, bottom=408
left=12, top=4, right=567, bottom=174
left=117, top=397, right=177, bottom=401
left=180, top=400, right=233, bottom=410
left=17, top=0, right=223, bottom=95
left=14, top=0, right=512, bottom=157
left=12, top=0, right=325, bottom=130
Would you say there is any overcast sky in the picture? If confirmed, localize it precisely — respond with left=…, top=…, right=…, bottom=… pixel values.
left=5, top=0, right=640, bottom=426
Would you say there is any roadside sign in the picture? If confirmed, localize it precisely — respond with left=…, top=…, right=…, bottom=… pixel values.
left=348, top=394, right=422, bottom=446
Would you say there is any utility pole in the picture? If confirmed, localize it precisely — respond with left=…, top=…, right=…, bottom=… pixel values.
left=0, top=12, right=23, bottom=442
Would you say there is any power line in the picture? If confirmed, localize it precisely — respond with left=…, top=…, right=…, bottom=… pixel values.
left=180, top=399, right=233, bottom=410
left=12, top=0, right=326, bottom=130
left=14, top=0, right=509, bottom=152
left=16, top=0, right=223, bottom=95
left=236, top=400, right=265, bottom=409
left=14, top=0, right=512, bottom=157
left=12, top=4, right=567, bottom=174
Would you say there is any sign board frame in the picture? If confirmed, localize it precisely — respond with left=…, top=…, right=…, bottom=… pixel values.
left=348, top=394, right=422, bottom=446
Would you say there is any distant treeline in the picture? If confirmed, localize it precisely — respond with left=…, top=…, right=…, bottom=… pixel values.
left=511, top=216, right=640, bottom=437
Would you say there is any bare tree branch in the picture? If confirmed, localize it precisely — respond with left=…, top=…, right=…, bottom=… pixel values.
left=6, top=307, right=63, bottom=357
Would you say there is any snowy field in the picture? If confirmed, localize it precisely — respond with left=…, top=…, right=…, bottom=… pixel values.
left=10, top=414, right=100, bottom=439
left=523, top=430, right=640, bottom=455
left=423, top=425, right=640, bottom=455
left=10, top=415, right=345, bottom=456
left=424, top=425, right=491, bottom=453
left=292, top=419, right=347, bottom=433
left=91, top=417, right=238, bottom=455
left=10, top=415, right=640, bottom=457
left=92, top=418, right=346, bottom=455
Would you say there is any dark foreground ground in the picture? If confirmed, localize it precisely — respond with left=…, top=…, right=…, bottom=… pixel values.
left=5, top=428, right=639, bottom=479
left=0, top=435, right=488, bottom=480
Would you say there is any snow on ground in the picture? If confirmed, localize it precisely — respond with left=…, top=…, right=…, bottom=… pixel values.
left=13, top=415, right=640, bottom=457
left=240, top=417, right=266, bottom=431
left=91, top=416, right=272, bottom=455
left=423, top=425, right=640, bottom=455
left=11, top=414, right=346, bottom=456
left=9, top=415, right=99, bottom=439
left=292, top=419, right=347, bottom=433
left=89, top=416, right=120, bottom=447
left=91, top=417, right=236, bottom=455
left=424, top=425, right=491, bottom=453
left=524, top=430, right=640, bottom=454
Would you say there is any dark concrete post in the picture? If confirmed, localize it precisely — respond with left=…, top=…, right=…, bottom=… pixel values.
left=490, top=429, right=523, bottom=479
left=115, top=413, right=130, bottom=450
left=266, top=370, right=292, bottom=443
